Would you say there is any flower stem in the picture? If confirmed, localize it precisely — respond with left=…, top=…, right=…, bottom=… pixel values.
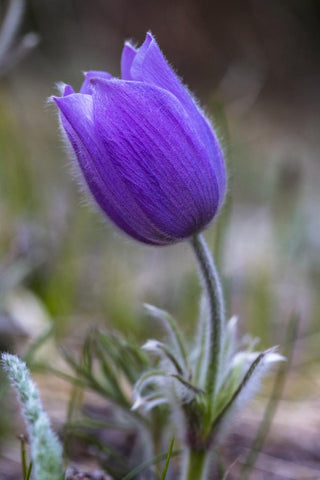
left=182, top=448, right=209, bottom=480
left=191, top=234, right=225, bottom=402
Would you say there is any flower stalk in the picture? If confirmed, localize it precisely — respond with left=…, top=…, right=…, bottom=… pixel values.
left=176, top=233, right=226, bottom=479
left=191, top=233, right=225, bottom=402
left=182, top=448, right=210, bottom=480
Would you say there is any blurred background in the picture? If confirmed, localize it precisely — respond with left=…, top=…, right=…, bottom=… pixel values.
left=0, top=0, right=320, bottom=478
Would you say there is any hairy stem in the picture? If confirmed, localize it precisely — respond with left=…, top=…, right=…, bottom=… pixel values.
left=181, top=448, right=210, bottom=480
left=191, top=234, right=225, bottom=402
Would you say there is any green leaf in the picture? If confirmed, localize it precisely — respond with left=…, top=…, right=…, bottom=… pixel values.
left=160, top=437, right=175, bottom=480
left=26, top=462, right=33, bottom=480
left=143, top=339, right=184, bottom=375
left=144, top=304, right=188, bottom=370
left=121, top=447, right=181, bottom=480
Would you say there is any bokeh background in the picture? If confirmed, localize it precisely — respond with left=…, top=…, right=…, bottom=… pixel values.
left=1, top=0, right=320, bottom=478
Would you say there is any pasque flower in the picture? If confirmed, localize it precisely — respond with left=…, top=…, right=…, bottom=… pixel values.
left=54, top=32, right=226, bottom=245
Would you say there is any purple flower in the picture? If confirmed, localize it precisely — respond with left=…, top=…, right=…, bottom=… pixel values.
left=53, top=32, right=226, bottom=245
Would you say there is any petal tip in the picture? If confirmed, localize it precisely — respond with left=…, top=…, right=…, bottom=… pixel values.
left=55, top=82, right=74, bottom=96
left=64, top=85, right=75, bottom=96
left=144, top=31, right=154, bottom=48
left=50, top=95, right=60, bottom=105
left=47, top=94, right=56, bottom=106
left=146, top=31, right=155, bottom=42
left=123, top=40, right=137, bottom=51
left=51, top=94, right=68, bottom=112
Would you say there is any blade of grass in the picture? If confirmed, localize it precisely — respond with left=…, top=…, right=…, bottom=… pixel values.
left=121, top=448, right=182, bottom=480
left=24, top=324, right=55, bottom=364
left=26, top=462, right=33, bottom=480
left=160, top=437, right=175, bottom=480
left=63, top=378, right=84, bottom=462
left=20, top=435, right=27, bottom=479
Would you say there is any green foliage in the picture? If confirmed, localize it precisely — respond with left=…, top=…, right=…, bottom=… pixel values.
left=36, top=328, right=169, bottom=478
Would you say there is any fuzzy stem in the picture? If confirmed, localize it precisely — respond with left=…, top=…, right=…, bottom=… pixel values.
left=181, top=448, right=210, bottom=480
left=191, top=234, right=225, bottom=402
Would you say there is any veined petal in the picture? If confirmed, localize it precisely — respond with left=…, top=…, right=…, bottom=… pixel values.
left=54, top=93, right=174, bottom=245
left=128, top=32, right=226, bottom=197
left=121, top=42, right=137, bottom=80
left=91, top=78, right=220, bottom=240
left=63, top=84, right=75, bottom=96
left=80, top=70, right=113, bottom=94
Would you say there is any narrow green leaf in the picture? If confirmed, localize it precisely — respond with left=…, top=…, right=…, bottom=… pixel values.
left=144, top=304, right=188, bottom=369
left=93, top=337, right=125, bottom=402
left=121, top=448, right=182, bottom=480
left=212, top=352, right=266, bottom=429
left=24, top=324, right=55, bottom=364
left=20, top=436, right=28, bottom=479
left=26, top=462, right=33, bottom=480
left=134, top=369, right=167, bottom=394
left=160, top=438, right=175, bottom=480
left=143, top=340, right=184, bottom=375
left=170, top=374, right=204, bottom=395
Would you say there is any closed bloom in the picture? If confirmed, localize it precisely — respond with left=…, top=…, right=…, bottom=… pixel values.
left=54, top=32, right=226, bottom=245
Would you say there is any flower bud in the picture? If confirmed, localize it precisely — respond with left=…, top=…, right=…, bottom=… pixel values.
left=54, top=32, right=226, bottom=245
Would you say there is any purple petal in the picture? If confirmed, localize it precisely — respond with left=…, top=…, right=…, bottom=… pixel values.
left=63, top=84, right=74, bottom=96
left=129, top=32, right=226, bottom=197
left=91, top=78, right=221, bottom=240
left=80, top=71, right=113, bottom=94
left=54, top=93, right=173, bottom=245
left=121, top=42, right=137, bottom=80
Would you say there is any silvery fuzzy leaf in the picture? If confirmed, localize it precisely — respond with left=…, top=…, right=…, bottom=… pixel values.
left=216, top=315, right=239, bottom=389
left=132, top=393, right=168, bottom=411
left=1, top=353, right=63, bottom=480
left=231, top=348, right=285, bottom=370
left=211, top=347, right=285, bottom=441
left=134, top=369, right=168, bottom=396
left=142, top=339, right=184, bottom=375
left=143, top=303, right=187, bottom=370
left=192, top=293, right=211, bottom=388
left=224, top=316, right=238, bottom=361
